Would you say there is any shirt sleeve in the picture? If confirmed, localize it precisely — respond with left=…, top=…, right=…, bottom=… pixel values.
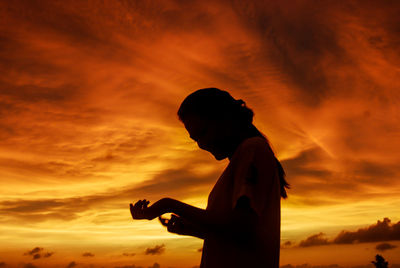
left=231, top=139, right=277, bottom=217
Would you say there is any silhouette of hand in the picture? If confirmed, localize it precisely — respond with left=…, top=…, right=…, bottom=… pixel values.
left=130, top=199, right=151, bottom=220
left=158, top=214, right=191, bottom=235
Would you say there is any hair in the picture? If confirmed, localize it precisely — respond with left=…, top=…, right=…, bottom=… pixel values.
left=177, top=87, right=290, bottom=198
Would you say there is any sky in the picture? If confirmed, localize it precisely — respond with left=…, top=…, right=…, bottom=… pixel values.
left=0, top=0, right=399, bottom=267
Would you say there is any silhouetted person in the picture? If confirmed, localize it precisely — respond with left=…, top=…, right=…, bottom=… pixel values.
left=372, top=254, right=388, bottom=268
left=130, top=88, right=289, bottom=268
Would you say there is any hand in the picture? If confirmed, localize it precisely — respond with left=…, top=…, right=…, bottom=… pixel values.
left=158, top=214, right=191, bottom=235
left=130, top=199, right=151, bottom=220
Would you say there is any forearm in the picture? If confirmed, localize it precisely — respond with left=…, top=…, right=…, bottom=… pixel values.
left=165, top=198, right=230, bottom=228
left=165, top=198, right=246, bottom=240
left=147, top=197, right=257, bottom=241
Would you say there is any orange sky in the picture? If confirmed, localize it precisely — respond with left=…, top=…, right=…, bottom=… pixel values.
left=0, top=1, right=400, bottom=267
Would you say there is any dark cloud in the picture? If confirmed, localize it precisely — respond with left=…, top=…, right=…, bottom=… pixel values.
left=295, top=218, right=400, bottom=247
left=23, top=247, right=54, bottom=260
left=197, top=247, right=202, bottom=252
left=66, top=261, right=77, bottom=268
left=24, top=247, right=43, bottom=256
left=148, top=263, right=160, bottom=268
left=334, top=218, right=400, bottom=244
left=0, top=262, right=5, bottom=268
left=82, top=252, right=94, bottom=257
left=281, top=241, right=292, bottom=249
left=376, top=242, right=397, bottom=252
left=115, top=265, right=143, bottom=268
left=144, top=244, right=165, bottom=255
left=43, top=252, right=54, bottom=258
left=299, top=233, right=329, bottom=248
left=33, top=254, right=41, bottom=260
left=122, top=252, right=136, bottom=257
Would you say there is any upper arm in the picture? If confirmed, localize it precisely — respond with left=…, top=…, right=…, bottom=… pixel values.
left=231, top=142, right=277, bottom=217
left=230, top=195, right=259, bottom=244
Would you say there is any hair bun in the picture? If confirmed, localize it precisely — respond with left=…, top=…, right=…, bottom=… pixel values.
left=236, top=99, right=245, bottom=106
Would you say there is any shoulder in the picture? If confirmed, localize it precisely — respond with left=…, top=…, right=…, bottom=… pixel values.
left=241, top=136, right=270, bottom=149
left=237, top=136, right=272, bottom=154
left=231, top=136, right=274, bottom=162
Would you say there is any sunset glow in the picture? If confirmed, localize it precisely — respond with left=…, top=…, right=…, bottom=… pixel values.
left=0, top=1, right=399, bottom=267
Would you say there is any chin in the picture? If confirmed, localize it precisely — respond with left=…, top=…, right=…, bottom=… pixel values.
left=213, top=152, right=227, bottom=161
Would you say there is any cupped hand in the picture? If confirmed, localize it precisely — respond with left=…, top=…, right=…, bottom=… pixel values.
left=158, top=214, right=190, bottom=235
left=130, top=199, right=151, bottom=220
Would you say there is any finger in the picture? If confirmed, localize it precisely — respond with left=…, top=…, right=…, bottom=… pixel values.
left=134, top=200, right=142, bottom=208
left=167, top=216, right=179, bottom=232
left=130, top=204, right=135, bottom=219
left=158, top=216, right=169, bottom=226
left=141, top=200, right=149, bottom=209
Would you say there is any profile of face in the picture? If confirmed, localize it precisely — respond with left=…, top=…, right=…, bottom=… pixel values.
left=183, top=115, right=234, bottom=160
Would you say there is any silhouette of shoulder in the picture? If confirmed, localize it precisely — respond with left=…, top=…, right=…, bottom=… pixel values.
left=231, top=136, right=273, bottom=162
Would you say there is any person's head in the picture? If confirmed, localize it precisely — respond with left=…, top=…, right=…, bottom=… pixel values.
left=177, top=88, right=259, bottom=160
left=177, top=87, right=290, bottom=198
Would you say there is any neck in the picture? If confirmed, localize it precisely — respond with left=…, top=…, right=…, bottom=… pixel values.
left=227, top=124, right=260, bottom=161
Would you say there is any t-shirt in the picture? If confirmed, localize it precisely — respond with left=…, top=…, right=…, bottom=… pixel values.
left=200, top=136, right=281, bottom=268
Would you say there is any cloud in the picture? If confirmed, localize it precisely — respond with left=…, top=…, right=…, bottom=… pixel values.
left=23, top=247, right=54, bottom=260
left=122, top=252, right=136, bottom=257
left=0, top=164, right=220, bottom=223
left=66, top=261, right=77, bottom=268
left=0, top=1, right=400, bottom=266
left=299, top=233, right=329, bottom=247
left=333, top=218, right=400, bottom=244
left=0, top=262, right=5, bottom=268
left=375, top=242, right=397, bottom=252
left=24, top=247, right=43, bottom=256
left=144, top=244, right=165, bottom=255
left=148, top=263, right=160, bottom=268
left=43, top=252, right=54, bottom=258
left=281, top=241, right=293, bottom=249
left=295, top=218, right=400, bottom=247
left=82, top=252, right=94, bottom=257
left=115, top=265, right=142, bottom=268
